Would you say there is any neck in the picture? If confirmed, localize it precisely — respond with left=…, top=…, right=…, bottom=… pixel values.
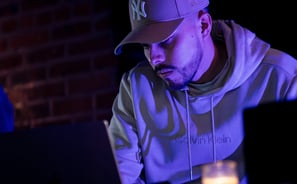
left=197, top=40, right=227, bottom=83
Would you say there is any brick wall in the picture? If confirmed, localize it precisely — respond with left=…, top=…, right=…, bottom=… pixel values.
left=3, top=0, right=296, bottom=130
left=0, top=0, right=121, bottom=129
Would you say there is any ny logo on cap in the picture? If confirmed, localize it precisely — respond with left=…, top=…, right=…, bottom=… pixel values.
left=131, top=0, right=147, bottom=21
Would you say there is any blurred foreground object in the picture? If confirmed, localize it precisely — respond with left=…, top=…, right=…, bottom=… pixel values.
left=0, top=85, right=14, bottom=133
left=202, top=160, right=239, bottom=184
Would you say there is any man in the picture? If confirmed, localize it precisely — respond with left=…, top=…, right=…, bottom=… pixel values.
left=109, top=0, right=297, bottom=183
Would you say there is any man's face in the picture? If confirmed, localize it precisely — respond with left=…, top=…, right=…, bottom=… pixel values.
left=142, top=14, right=207, bottom=90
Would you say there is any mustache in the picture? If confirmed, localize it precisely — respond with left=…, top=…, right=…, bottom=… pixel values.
left=155, top=64, right=175, bottom=73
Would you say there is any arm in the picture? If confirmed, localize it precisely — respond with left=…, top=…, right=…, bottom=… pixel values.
left=108, top=73, right=145, bottom=184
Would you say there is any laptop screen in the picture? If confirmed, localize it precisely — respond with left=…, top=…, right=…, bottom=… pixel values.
left=243, top=100, right=297, bottom=184
left=0, top=121, right=122, bottom=184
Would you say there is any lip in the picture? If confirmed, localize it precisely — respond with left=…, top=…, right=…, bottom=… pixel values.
left=157, top=69, right=173, bottom=78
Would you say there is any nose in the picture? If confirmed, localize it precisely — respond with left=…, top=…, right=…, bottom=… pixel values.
left=146, top=44, right=165, bottom=66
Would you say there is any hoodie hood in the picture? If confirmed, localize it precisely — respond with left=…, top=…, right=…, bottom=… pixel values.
left=188, top=20, right=271, bottom=97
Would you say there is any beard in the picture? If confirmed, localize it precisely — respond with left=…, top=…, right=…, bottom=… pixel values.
left=162, top=53, right=202, bottom=91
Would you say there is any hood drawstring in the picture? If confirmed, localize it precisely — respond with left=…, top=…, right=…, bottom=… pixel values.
left=183, top=89, right=216, bottom=181
left=183, top=89, right=193, bottom=181
left=210, top=96, right=217, bottom=162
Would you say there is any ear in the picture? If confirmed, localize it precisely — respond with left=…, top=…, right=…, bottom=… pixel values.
left=198, top=11, right=212, bottom=38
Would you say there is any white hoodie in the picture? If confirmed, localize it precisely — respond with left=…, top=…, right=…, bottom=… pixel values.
left=109, top=20, right=297, bottom=184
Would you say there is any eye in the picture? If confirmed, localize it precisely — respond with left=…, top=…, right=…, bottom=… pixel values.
left=159, top=36, right=174, bottom=49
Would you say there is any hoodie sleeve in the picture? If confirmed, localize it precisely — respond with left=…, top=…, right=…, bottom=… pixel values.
left=108, top=72, right=145, bottom=184
left=262, top=48, right=297, bottom=100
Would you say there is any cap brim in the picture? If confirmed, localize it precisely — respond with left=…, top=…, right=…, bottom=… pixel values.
left=114, top=18, right=183, bottom=55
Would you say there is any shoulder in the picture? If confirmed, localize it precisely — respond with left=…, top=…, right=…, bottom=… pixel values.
left=122, top=61, right=158, bottom=82
left=262, top=48, right=297, bottom=75
left=118, top=60, right=166, bottom=93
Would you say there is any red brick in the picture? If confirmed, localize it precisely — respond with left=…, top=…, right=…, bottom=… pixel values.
left=49, top=58, right=91, bottom=78
left=11, top=67, right=47, bottom=85
left=26, top=44, right=65, bottom=63
left=26, top=81, right=65, bottom=100
left=10, top=30, right=49, bottom=49
left=52, top=96, right=93, bottom=116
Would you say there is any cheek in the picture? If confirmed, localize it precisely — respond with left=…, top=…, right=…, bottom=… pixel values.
left=172, top=37, right=197, bottom=64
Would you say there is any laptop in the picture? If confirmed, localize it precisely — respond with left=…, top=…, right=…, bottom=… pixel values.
left=242, top=100, right=297, bottom=184
left=0, top=121, right=122, bottom=184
